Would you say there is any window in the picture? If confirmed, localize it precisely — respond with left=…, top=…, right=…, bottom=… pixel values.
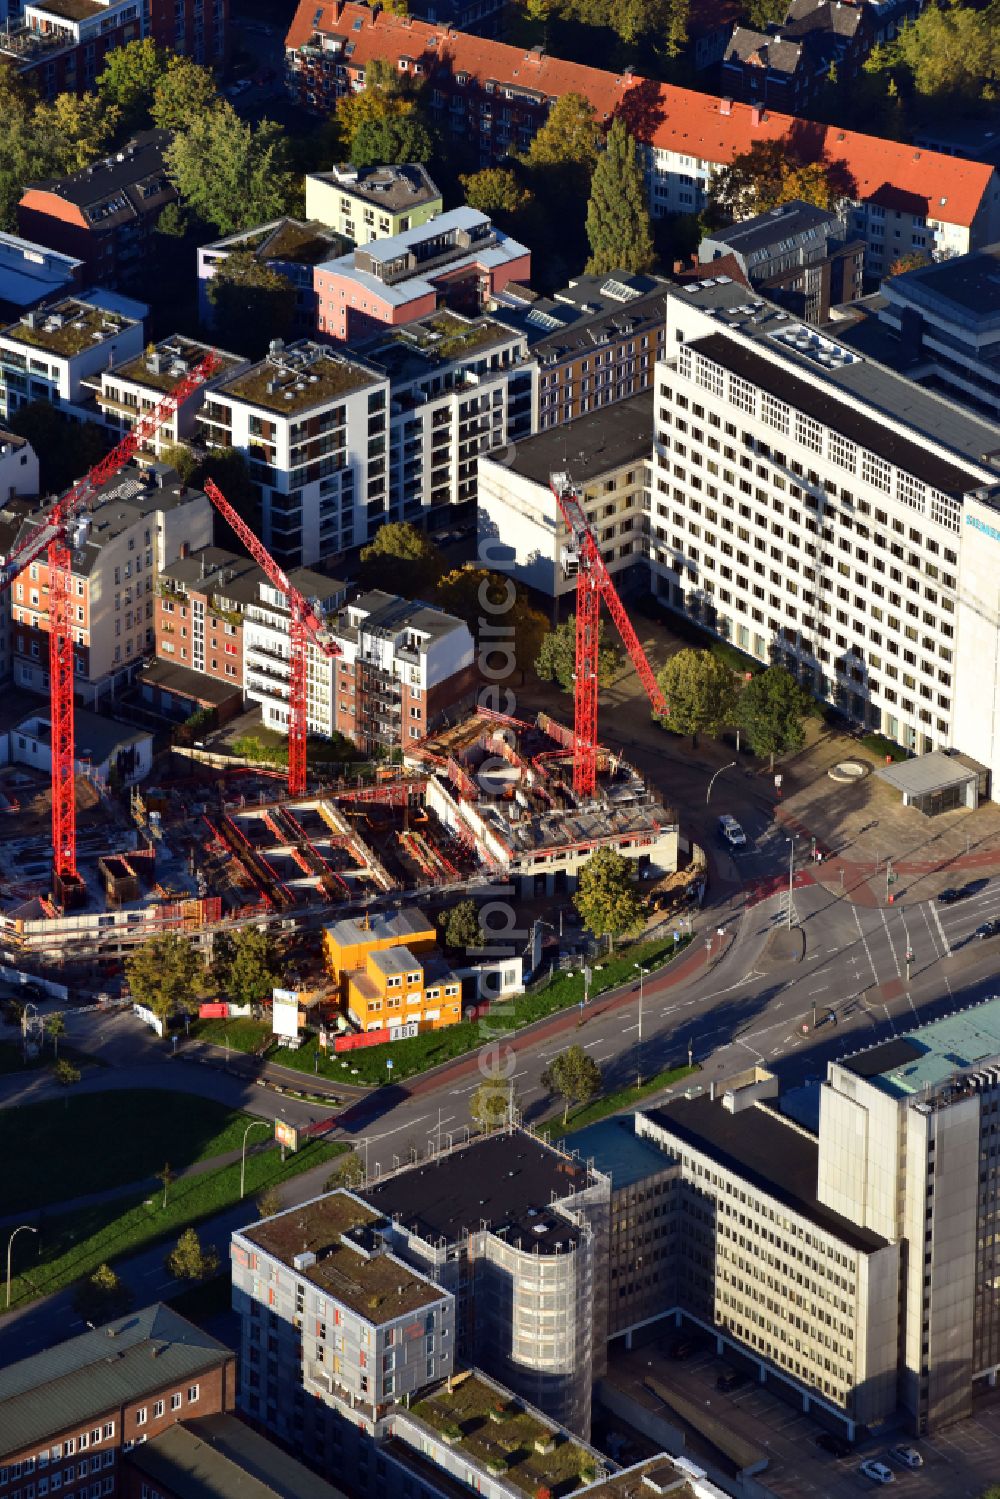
left=795, top=412, right=823, bottom=453
left=135, top=1410, right=147, bottom=1427
left=153, top=1402, right=163, bottom=1419
left=187, top=1386, right=199, bottom=1404
left=170, top=1394, right=181, bottom=1411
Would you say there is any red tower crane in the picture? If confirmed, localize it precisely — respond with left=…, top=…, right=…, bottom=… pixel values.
left=202, top=479, right=341, bottom=797
left=0, top=353, right=221, bottom=905
left=549, top=470, right=667, bottom=800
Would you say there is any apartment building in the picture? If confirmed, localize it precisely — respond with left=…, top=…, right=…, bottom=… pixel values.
left=0, top=232, right=82, bottom=322
left=198, top=340, right=389, bottom=569
left=362, top=1129, right=612, bottom=1437
left=90, top=335, right=247, bottom=457
left=18, top=134, right=177, bottom=290
left=0, top=293, right=145, bottom=421
left=231, top=1189, right=455, bottom=1441
left=243, top=570, right=348, bottom=739
left=699, top=200, right=865, bottom=322
left=497, top=273, right=667, bottom=430
left=11, top=463, right=213, bottom=705
left=324, top=906, right=462, bottom=1034
left=0, top=0, right=142, bottom=98
left=635, top=1083, right=900, bottom=1435
left=0, top=492, right=38, bottom=686
left=818, top=997, right=1000, bottom=1433
left=146, top=0, right=227, bottom=66
left=304, top=162, right=443, bottom=243
left=197, top=220, right=351, bottom=334
left=0, top=1303, right=236, bottom=1475
left=838, top=243, right=1000, bottom=422
left=722, top=0, right=872, bottom=112
left=313, top=207, right=531, bottom=343
left=360, top=309, right=534, bottom=520
left=327, top=588, right=476, bottom=751
left=154, top=546, right=258, bottom=699
left=648, top=277, right=1000, bottom=779
left=283, top=1, right=1000, bottom=264
left=478, top=392, right=652, bottom=601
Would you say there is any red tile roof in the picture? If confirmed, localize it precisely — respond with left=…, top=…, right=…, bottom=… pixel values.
left=286, top=1, right=995, bottom=231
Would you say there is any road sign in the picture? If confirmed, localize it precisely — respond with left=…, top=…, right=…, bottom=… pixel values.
left=386, top=1057, right=394, bottom=1070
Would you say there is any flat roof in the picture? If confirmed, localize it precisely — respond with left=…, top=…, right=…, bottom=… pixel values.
left=362, top=1131, right=591, bottom=1251
left=240, top=1190, right=447, bottom=1323
left=2, top=296, right=139, bottom=357
left=218, top=341, right=380, bottom=415
left=562, top=1115, right=675, bottom=1190
left=841, top=995, right=1000, bottom=1098
left=309, top=162, right=441, bottom=213
left=326, top=906, right=432, bottom=949
left=703, top=200, right=836, bottom=257
left=17, top=704, right=150, bottom=762
left=642, top=1098, right=887, bottom=1252
left=497, top=391, right=652, bottom=489
left=109, top=337, right=243, bottom=395
left=876, top=750, right=981, bottom=798
left=361, top=310, right=516, bottom=380
left=0, top=1305, right=231, bottom=1460
left=123, top=1415, right=350, bottom=1499
left=887, top=243, right=1000, bottom=325
left=140, top=659, right=244, bottom=709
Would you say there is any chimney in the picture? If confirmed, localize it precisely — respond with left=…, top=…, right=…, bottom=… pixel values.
left=180, top=541, right=189, bottom=559
left=751, top=104, right=766, bottom=125
left=720, top=96, right=733, bottom=116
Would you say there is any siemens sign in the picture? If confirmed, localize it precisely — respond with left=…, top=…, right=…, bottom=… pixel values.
left=967, top=514, right=1000, bottom=543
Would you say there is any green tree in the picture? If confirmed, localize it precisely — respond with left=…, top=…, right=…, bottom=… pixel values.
left=747, top=0, right=786, bottom=25
left=335, top=56, right=412, bottom=152
left=573, top=846, right=644, bottom=950
left=213, top=926, right=280, bottom=1009
left=8, top=401, right=108, bottom=493
left=656, top=648, right=738, bottom=745
left=324, top=1150, right=366, bottom=1190
left=96, top=38, right=166, bottom=132
left=585, top=117, right=655, bottom=275
left=359, top=521, right=444, bottom=595
left=53, top=1058, right=81, bottom=1092
left=154, top=200, right=187, bottom=237
left=44, top=1011, right=66, bottom=1059
left=433, top=568, right=546, bottom=680
left=527, top=92, right=601, bottom=178
left=535, top=616, right=624, bottom=693
left=440, top=898, right=482, bottom=951
left=459, top=167, right=533, bottom=226
left=151, top=54, right=219, bottom=131
left=207, top=252, right=296, bottom=357
left=166, top=106, right=293, bottom=235
left=126, top=934, right=206, bottom=1024
left=351, top=111, right=435, bottom=168
left=665, top=0, right=690, bottom=56
left=157, top=1161, right=175, bottom=1208
left=34, top=92, right=120, bottom=173
left=256, top=1185, right=283, bottom=1218
left=736, top=665, right=809, bottom=768
left=73, top=1263, right=133, bottom=1325
left=709, top=140, right=843, bottom=219
left=159, top=440, right=199, bottom=484
left=886, top=3, right=999, bottom=102
left=470, top=1078, right=516, bottom=1132
left=165, top=1226, right=220, bottom=1282
left=541, top=1044, right=602, bottom=1124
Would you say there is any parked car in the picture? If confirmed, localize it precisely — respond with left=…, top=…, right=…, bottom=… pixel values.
left=936, top=887, right=963, bottom=904
left=977, top=920, right=1000, bottom=940
left=888, top=1445, right=923, bottom=1469
left=859, top=1459, right=895, bottom=1484
left=718, top=814, right=747, bottom=849
left=814, top=1433, right=852, bottom=1459
left=715, top=1369, right=748, bottom=1393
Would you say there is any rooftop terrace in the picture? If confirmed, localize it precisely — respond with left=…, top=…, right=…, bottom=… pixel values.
left=240, top=1190, right=447, bottom=1322
left=109, top=337, right=242, bottom=394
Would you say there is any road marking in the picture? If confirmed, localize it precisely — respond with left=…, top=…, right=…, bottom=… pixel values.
left=622, top=1023, right=639, bottom=1033
left=807, top=985, right=830, bottom=995
left=595, top=1052, right=615, bottom=1062
left=368, top=1114, right=428, bottom=1142
left=581, top=1040, right=604, bottom=1050
left=852, top=907, right=880, bottom=985
left=930, top=901, right=952, bottom=957
left=919, top=902, right=941, bottom=960
left=450, top=1081, right=480, bottom=1095
left=879, top=908, right=901, bottom=977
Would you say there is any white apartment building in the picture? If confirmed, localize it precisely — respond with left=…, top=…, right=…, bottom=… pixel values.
left=11, top=462, right=213, bottom=704
left=89, top=334, right=247, bottom=457
left=360, top=311, right=535, bottom=524
left=243, top=570, right=348, bottom=738
left=477, top=392, right=651, bottom=600
left=198, top=339, right=389, bottom=569
left=304, top=162, right=443, bottom=243
left=649, top=279, right=1000, bottom=780
left=0, top=292, right=145, bottom=420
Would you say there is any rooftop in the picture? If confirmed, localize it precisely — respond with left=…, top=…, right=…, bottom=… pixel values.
left=883, top=242, right=1000, bottom=330
left=205, top=216, right=351, bottom=267
left=362, top=309, right=517, bottom=381
left=334, top=589, right=468, bottom=648
left=217, top=340, right=381, bottom=414
left=17, top=704, right=150, bottom=764
left=362, top=1130, right=591, bottom=1251
left=140, top=658, right=244, bottom=709
left=0, top=1304, right=232, bottom=1460
left=497, top=391, right=652, bottom=488
left=408, top=1371, right=598, bottom=1496
left=2, top=296, right=141, bottom=357
left=641, top=1097, right=887, bottom=1252
left=840, top=995, right=1000, bottom=1099
left=28, top=0, right=103, bottom=19
left=876, top=749, right=984, bottom=799
left=239, top=1190, right=448, bottom=1322
left=326, top=906, right=433, bottom=950
left=562, top=1115, right=676, bottom=1190
left=285, top=0, right=996, bottom=230
left=23, top=130, right=174, bottom=217
left=308, top=161, right=441, bottom=214
left=580, top=1456, right=704, bottom=1497
left=0, top=231, right=82, bottom=312
left=108, top=336, right=243, bottom=395
left=701, top=199, right=840, bottom=259
left=498, top=273, right=667, bottom=353
left=123, top=1414, right=350, bottom=1499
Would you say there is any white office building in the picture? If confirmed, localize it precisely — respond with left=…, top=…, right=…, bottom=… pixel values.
left=649, top=279, right=1000, bottom=784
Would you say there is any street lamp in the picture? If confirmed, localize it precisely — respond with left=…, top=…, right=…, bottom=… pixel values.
left=705, top=761, right=737, bottom=806
left=785, top=836, right=796, bottom=931
left=634, top=964, right=646, bottom=1089
left=240, top=1120, right=270, bottom=1200
left=6, top=1224, right=38, bottom=1308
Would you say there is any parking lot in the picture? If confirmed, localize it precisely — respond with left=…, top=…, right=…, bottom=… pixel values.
left=607, top=1334, right=1000, bottom=1498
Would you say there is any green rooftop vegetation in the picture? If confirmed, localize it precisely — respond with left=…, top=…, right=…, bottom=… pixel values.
left=9, top=302, right=136, bottom=359
left=224, top=351, right=377, bottom=414
left=411, top=1374, right=598, bottom=1495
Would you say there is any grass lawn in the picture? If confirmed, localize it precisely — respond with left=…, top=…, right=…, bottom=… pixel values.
left=273, top=934, right=692, bottom=1086
left=0, top=1041, right=103, bottom=1077
left=2, top=1091, right=273, bottom=1213
left=7, top=1138, right=344, bottom=1310
left=187, top=1016, right=272, bottom=1053
left=540, top=1062, right=699, bottom=1137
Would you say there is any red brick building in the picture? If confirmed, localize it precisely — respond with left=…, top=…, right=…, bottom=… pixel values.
left=0, top=1305, right=236, bottom=1497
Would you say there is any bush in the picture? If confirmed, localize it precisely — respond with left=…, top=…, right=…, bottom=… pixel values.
left=860, top=732, right=908, bottom=763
